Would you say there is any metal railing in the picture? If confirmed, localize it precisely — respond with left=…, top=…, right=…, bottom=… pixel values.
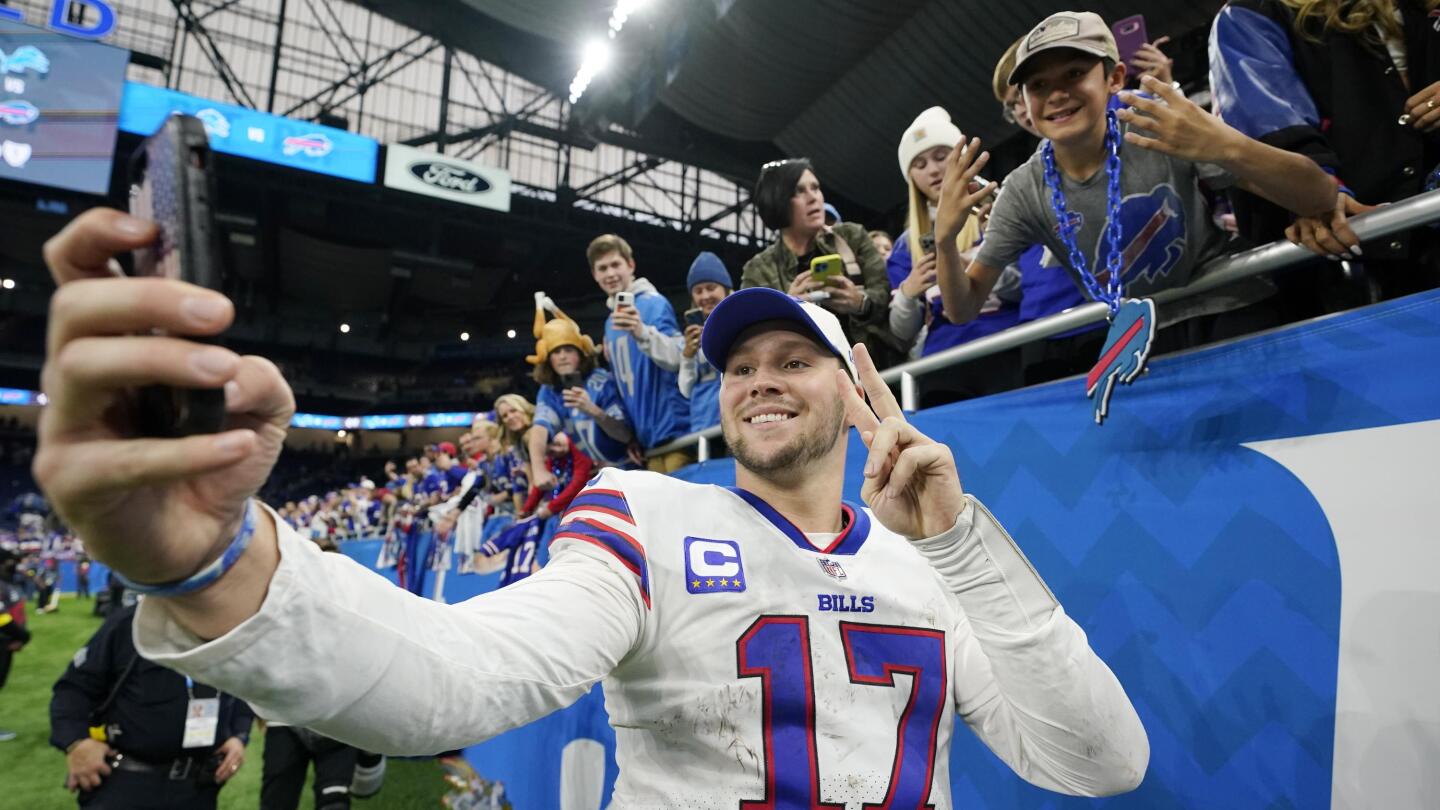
left=650, top=189, right=1440, bottom=460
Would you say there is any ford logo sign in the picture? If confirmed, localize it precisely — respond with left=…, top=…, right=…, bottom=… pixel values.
left=410, top=161, right=491, bottom=194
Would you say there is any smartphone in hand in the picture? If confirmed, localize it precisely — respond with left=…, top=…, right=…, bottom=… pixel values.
left=127, top=113, right=227, bottom=437
left=615, top=291, right=635, bottom=308
left=919, top=232, right=937, bottom=255
left=1112, top=15, right=1149, bottom=70
left=809, top=254, right=845, bottom=284
left=683, top=307, right=706, bottom=328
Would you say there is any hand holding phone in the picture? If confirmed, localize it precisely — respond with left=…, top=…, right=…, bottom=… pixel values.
left=809, top=254, right=845, bottom=284
left=615, top=291, right=635, bottom=308
left=683, top=307, right=706, bottom=328
left=127, top=114, right=226, bottom=438
left=1112, top=15, right=1149, bottom=69
left=919, top=232, right=937, bottom=255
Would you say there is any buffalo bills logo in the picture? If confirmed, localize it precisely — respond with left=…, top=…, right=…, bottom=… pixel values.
left=1086, top=298, right=1156, bottom=424
left=282, top=133, right=333, bottom=157
left=1053, top=209, right=1083, bottom=235
left=0, top=99, right=39, bottom=126
left=1093, top=185, right=1186, bottom=287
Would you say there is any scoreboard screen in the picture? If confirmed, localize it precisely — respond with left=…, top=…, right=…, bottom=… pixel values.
left=0, top=18, right=128, bottom=195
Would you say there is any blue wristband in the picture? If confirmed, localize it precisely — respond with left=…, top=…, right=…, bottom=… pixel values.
left=113, top=500, right=257, bottom=597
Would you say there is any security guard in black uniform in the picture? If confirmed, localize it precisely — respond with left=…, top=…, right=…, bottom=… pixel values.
left=49, top=603, right=254, bottom=808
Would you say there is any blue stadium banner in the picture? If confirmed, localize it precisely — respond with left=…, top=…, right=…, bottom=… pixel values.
left=118, top=82, right=378, bottom=183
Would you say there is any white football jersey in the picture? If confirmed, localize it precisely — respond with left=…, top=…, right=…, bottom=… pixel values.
left=556, top=470, right=964, bottom=806
left=136, top=469, right=1145, bottom=809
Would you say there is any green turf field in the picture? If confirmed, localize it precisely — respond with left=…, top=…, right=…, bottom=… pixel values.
left=0, top=596, right=449, bottom=809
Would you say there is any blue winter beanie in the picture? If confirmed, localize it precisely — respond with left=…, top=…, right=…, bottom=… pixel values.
left=687, top=252, right=733, bottom=291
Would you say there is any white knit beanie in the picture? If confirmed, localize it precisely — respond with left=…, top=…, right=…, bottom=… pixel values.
left=897, top=106, right=963, bottom=180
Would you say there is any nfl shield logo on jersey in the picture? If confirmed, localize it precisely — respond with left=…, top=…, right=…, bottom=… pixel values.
left=684, top=537, right=746, bottom=594
left=818, top=558, right=846, bottom=580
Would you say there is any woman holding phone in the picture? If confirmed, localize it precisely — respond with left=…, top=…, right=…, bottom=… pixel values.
left=526, top=303, right=634, bottom=482
left=886, top=107, right=1022, bottom=400
left=741, top=158, right=898, bottom=367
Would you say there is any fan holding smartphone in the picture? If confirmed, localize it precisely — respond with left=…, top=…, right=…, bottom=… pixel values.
left=525, top=298, right=634, bottom=472
left=1112, top=15, right=1172, bottom=87
left=678, top=252, right=733, bottom=432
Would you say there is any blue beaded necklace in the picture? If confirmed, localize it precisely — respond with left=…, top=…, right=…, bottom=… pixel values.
left=1041, top=110, right=1159, bottom=425
left=1042, top=110, right=1125, bottom=317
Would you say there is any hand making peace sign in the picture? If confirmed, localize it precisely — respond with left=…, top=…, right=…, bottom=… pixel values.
left=836, top=343, right=967, bottom=540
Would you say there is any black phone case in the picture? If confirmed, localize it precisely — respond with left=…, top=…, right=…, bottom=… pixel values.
left=128, top=115, right=226, bottom=438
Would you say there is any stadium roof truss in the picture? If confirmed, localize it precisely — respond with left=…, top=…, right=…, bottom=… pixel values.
left=42, top=0, right=770, bottom=246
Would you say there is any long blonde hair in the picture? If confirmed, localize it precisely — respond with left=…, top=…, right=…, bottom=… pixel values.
left=1279, top=0, right=1439, bottom=42
left=904, top=171, right=983, bottom=268
left=492, top=394, right=535, bottom=451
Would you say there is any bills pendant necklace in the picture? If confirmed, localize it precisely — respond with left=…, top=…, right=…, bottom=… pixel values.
left=1042, top=110, right=1156, bottom=425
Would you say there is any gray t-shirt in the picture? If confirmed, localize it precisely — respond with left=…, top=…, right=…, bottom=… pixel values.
left=977, top=131, right=1237, bottom=302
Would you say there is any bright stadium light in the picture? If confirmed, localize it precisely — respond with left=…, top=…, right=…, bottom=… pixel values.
left=337, top=429, right=347, bottom=438
left=0, top=278, right=14, bottom=289
left=506, top=329, right=517, bottom=339
left=339, top=323, right=351, bottom=334
left=568, top=39, right=612, bottom=104
left=568, top=0, right=652, bottom=104
left=460, top=331, right=470, bottom=341
left=608, top=0, right=649, bottom=34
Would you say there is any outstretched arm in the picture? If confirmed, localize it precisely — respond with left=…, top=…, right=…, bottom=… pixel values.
left=1119, top=75, right=1336, bottom=219
left=135, top=517, right=644, bottom=754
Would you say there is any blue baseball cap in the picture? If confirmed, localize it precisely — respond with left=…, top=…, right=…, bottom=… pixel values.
left=700, top=287, right=857, bottom=381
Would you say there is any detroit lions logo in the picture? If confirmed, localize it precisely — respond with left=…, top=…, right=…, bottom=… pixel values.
left=1092, top=184, right=1186, bottom=288
left=0, top=46, right=50, bottom=76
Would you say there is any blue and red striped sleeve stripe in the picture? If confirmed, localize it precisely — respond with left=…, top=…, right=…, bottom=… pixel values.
left=552, top=516, right=650, bottom=609
left=564, top=488, right=635, bottom=525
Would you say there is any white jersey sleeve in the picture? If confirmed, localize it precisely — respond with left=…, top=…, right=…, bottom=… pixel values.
left=132, top=498, right=647, bottom=755
left=918, top=498, right=1149, bottom=796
